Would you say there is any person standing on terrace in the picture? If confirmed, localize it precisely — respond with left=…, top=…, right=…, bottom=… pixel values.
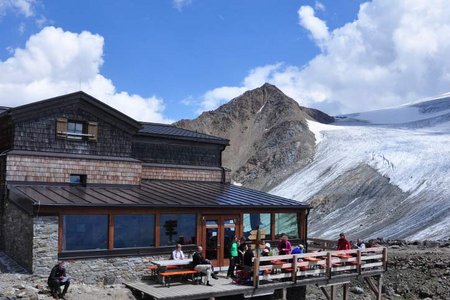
left=337, top=233, right=351, bottom=250
left=277, top=234, right=292, bottom=255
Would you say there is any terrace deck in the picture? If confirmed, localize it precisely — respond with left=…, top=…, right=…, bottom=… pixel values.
left=125, top=248, right=387, bottom=300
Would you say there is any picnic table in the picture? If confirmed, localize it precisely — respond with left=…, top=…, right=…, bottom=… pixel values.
left=151, top=259, right=192, bottom=267
left=150, top=259, right=194, bottom=286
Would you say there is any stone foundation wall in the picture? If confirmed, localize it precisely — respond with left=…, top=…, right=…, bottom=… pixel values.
left=4, top=202, right=33, bottom=271
left=142, top=164, right=231, bottom=183
left=32, top=216, right=169, bottom=284
left=6, top=154, right=142, bottom=185
left=32, top=216, right=59, bottom=277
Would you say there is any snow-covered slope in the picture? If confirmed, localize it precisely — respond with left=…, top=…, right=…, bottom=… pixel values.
left=271, top=96, right=450, bottom=240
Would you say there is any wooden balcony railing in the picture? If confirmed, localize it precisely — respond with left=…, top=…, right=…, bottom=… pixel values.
left=252, top=247, right=387, bottom=287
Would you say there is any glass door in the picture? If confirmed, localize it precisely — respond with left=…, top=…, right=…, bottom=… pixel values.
left=202, top=215, right=240, bottom=267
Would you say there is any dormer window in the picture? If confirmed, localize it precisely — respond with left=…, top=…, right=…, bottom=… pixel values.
left=56, top=118, right=98, bottom=141
left=67, top=121, right=84, bottom=140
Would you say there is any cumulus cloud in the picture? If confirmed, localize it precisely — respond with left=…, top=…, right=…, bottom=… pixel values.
left=298, top=5, right=329, bottom=47
left=0, top=26, right=171, bottom=123
left=0, top=0, right=35, bottom=17
left=173, top=0, right=192, bottom=12
left=199, top=0, right=450, bottom=115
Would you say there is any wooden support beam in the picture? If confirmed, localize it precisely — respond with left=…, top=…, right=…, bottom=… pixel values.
left=365, top=277, right=379, bottom=295
left=377, top=275, right=383, bottom=300
left=320, top=287, right=331, bottom=300
left=330, top=285, right=337, bottom=300
left=343, top=283, right=349, bottom=300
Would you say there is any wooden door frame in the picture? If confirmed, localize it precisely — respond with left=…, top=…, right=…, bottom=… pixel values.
left=200, top=214, right=240, bottom=267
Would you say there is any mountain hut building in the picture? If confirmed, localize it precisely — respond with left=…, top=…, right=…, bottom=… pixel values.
left=0, top=92, right=309, bottom=282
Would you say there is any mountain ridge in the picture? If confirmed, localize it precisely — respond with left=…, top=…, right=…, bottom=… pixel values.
left=175, top=83, right=333, bottom=191
left=176, top=84, right=450, bottom=240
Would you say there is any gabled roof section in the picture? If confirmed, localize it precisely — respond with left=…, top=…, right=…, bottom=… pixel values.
left=0, top=106, right=10, bottom=114
left=2, top=91, right=142, bottom=131
left=139, top=122, right=229, bottom=145
left=8, top=180, right=307, bottom=210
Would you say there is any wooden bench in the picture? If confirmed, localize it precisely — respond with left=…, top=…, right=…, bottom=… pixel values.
left=159, top=270, right=199, bottom=287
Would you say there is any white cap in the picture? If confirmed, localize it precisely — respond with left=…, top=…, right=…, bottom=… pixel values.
left=265, top=243, right=271, bottom=248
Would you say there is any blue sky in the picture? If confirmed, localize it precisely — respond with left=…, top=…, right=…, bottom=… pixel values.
left=1, top=1, right=450, bottom=122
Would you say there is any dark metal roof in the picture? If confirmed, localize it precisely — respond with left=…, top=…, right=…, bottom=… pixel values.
left=9, top=180, right=308, bottom=209
left=139, top=123, right=229, bottom=145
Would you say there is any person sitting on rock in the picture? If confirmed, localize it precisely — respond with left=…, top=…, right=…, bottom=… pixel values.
left=47, top=261, right=70, bottom=299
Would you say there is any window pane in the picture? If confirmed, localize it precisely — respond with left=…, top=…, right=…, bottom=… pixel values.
left=275, top=213, right=299, bottom=239
left=243, top=213, right=271, bottom=240
left=206, top=220, right=218, bottom=226
left=63, top=215, right=108, bottom=250
left=114, top=215, right=155, bottom=248
left=160, top=214, right=196, bottom=246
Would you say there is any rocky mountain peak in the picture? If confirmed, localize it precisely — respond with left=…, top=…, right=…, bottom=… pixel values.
left=175, top=83, right=333, bottom=190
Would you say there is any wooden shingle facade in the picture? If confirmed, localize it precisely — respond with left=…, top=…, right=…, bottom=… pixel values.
left=0, top=92, right=309, bottom=283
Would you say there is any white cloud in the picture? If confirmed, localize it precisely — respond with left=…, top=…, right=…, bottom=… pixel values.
left=0, top=0, right=35, bottom=17
left=298, top=5, right=329, bottom=47
left=173, top=0, right=192, bottom=12
left=199, top=0, right=450, bottom=115
left=0, top=26, right=171, bottom=123
left=314, top=1, right=325, bottom=12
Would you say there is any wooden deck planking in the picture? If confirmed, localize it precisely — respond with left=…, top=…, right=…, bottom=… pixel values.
left=125, top=277, right=255, bottom=300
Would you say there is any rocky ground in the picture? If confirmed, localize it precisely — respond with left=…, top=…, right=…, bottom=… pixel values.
left=1, top=242, right=449, bottom=300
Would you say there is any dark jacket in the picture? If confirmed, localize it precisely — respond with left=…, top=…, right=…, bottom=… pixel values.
left=243, top=249, right=254, bottom=267
left=192, top=251, right=207, bottom=267
left=47, top=265, right=66, bottom=284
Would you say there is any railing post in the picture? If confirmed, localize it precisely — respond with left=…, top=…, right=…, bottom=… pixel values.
left=292, top=254, right=298, bottom=283
left=357, top=249, right=362, bottom=275
left=253, top=256, right=260, bottom=288
left=327, top=252, right=332, bottom=279
left=382, top=247, right=388, bottom=271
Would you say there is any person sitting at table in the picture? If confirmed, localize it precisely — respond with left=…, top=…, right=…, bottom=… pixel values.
left=171, top=243, right=185, bottom=260
left=337, top=232, right=351, bottom=250
left=192, top=245, right=218, bottom=286
left=263, top=242, right=274, bottom=256
left=243, top=245, right=254, bottom=272
left=277, top=234, right=292, bottom=255
left=291, top=244, right=304, bottom=254
left=354, top=239, right=366, bottom=249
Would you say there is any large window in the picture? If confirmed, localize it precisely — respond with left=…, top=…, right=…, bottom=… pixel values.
left=63, top=215, right=108, bottom=251
left=160, top=214, right=196, bottom=246
left=114, top=215, right=155, bottom=248
left=243, top=213, right=271, bottom=240
left=275, top=213, right=299, bottom=239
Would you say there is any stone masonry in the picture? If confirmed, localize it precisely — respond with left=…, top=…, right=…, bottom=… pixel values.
left=3, top=202, right=33, bottom=271
left=32, top=216, right=168, bottom=284
left=6, top=154, right=142, bottom=185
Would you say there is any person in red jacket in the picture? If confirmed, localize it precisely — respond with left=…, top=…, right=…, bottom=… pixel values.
left=337, top=233, right=351, bottom=250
